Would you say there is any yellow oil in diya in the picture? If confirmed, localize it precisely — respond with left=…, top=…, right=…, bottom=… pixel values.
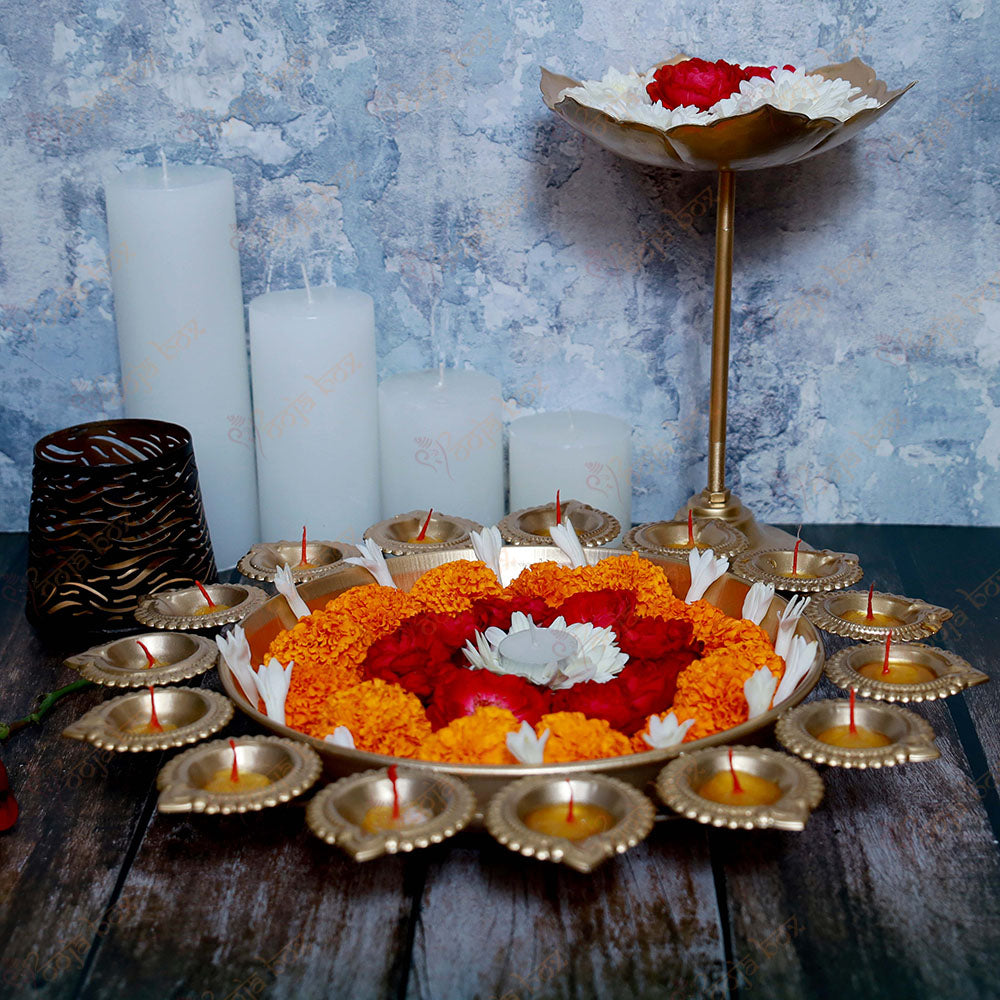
left=408, top=509, right=440, bottom=544
left=857, top=660, right=936, bottom=684
left=523, top=786, right=615, bottom=841
left=816, top=690, right=891, bottom=748
left=697, top=750, right=782, bottom=806
left=202, top=740, right=272, bottom=794
left=840, top=585, right=902, bottom=627
left=361, top=766, right=433, bottom=832
left=193, top=580, right=230, bottom=616
left=126, top=687, right=176, bottom=734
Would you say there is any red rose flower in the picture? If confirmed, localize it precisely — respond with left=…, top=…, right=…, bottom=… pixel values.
left=616, top=615, right=699, bottom=660
left=363, top=617, right=459, bottom=699
left=427, top=669, right=551, bottom=729
left=554, top=588, right=636, bottom=630
left=468, top=595, right=554, bottom=633
left=646, top=58, right=747, bottom=111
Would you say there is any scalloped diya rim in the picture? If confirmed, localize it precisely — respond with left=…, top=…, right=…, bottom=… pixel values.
left=237, top=540, right=361, bottom=583
left=622, top=518, right=749, bottom=562
left=541, top=57, right=916, bottom=172
left=63, top=631, right=219, bottom=688
left=774, top=698, right=940, bottom=769
left=484, top=772, right=656, bottom=873
left=219, top=546, right=827, bottom=814
left=732, top=548, right=864, bottom=593
left=363, top=511, right=485, bottom=555
left=498, top=500, right=621, bottom=547
left=134, top=583, right=269, bottom=631
left=805, top=590, right=952, bottom=641
left=825, top=642, right=989, bottom=703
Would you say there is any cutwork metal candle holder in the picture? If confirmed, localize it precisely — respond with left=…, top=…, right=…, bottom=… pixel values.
left=732, top=548, right=863, bottom=593
left=498, top=500, right=620, bottom=547
left=64, top=631, right=218, bottom=688
left=363, top=511, right=484, bottom=556
left=623, top=518, right=749, bottom=562
left=237, top=539, right=361, bottom=583
left=26, top=419, right=217, bottom=640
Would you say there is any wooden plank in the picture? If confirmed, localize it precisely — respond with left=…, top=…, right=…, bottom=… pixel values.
left=715, top=525, right=1000, bottom=1000
left=405, top=828, right=726, bottom=1000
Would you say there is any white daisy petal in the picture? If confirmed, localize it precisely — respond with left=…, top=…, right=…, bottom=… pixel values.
left=774, top=595, right=811, bottom=659
left=344, top=538, right=396, bottom=588
left=506, top=722, right=551, bottom=764
left=274, top=563, right=311, bottom=620
left=215, top=625, right=259, bottom=706
left=324, top=726, right=355, bottom=749
left=773, top=635, right=819, bottom=705
left=641, top=712, right=695, bottom=749
left=549, top=520, right=587, bottom=569
left=742, top=582, right=775, bottom=626
left=255, top=657, right=293, bottom=726
left=470, top=525, right=504, bottom=583
left=744, top=666, right=778, bottom=719
left=686, top=548, right=729, bottom=603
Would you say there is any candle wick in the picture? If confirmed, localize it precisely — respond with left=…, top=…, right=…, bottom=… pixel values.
left=687, top=509, right=694, bottom=547
left=159, top=149, right=169, bottom=186
left=882, top=629, right=892, bottom=676
left=416, top=508, right=434, bottom=542
left=300, top=262, right=314, bottom=304
left=849, top=688, right=857, bottom=734
left=566, top=781, right=575, bottom=823
left=388, top=764, right=400, bottom=820
left=229, top=738, right=239, bottom=783
left=728, top=748, right=743, bottom=794
left=195, top=580, right=216, bottom=608
left=792, top=537, right=802, bottom=576
left=300, top=525, right=308, bottom=566
left=136, top=640, right=156, bottom=669
left=555, top=489, right=561, bottom=526
left=148, top=685, right=163, bottom=733
left=866, top=583, right=874, bottom=622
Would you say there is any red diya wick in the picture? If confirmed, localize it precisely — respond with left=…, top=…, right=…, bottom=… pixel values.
left=555, top=490, right=562, bottom=525
left=866, top=583, right=875, bottom=622
left=728, top=748, right=744, bottom=795
left=415, top=509, right=434, bottom=542
left=566, top=780, right=575, bottom=823
left=687, top=509, right=695, bottom=547
left=388, top=764, right=400, bottom=819
left=300, top=525, right=308, bottom=566
left=195, top=580, right=216, bottom=608
left=136, top=640, right=156, bottom=669
left=849, top=688, right=858, bottom=734
left=792, top=526, right=802, bottom=575
left=148, top=685, right=163, bottom=733
left=883, top=630, right=893, bottom=676
left=229, top=738, right=239, bottom=783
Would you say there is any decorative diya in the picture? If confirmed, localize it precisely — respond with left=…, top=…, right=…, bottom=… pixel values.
left=237, top=538, right=360, bottom=583
left=623, top=517, right=749, bottom=563
left=62, top=686, right=233, bottom=752
left=363, top=510, right=484, bottom=556
left=63, top=632, right=218, bottom=688
left=134, top=582, right=268, bottom=631
left=305, top=767, right=477, bottom=861
left=733, top=548, right=862, bottom=593
left=775, top=698, right=939, bottom=769
left=805, top=589, right=952, bottom=641
left=825, top=642, right=989, bottom=703
left=498, top=500, right=620, bottom=547
left=656, top=746, right=824, bottom=830
left=156, top=736, right=322, bottom=814
left=484, top=773, right=656, bottom=873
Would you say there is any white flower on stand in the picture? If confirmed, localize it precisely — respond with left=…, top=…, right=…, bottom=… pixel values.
left=470, top=525, right=504, bottom=583
left=713, top=67, right=880, bottom=122
left=640, top=712, right=695, bottom=749
left=685, top=548, right=729, bottom=603
left=744, top=666, right=778, bottom=719
left=742, top=582, right=775, bottom=626
left=774, top=595, right=811, bottom=659
left=215, top=625, right=259, bottom=706
left=773, top=635, right=819, bottom=706
left=274, top=563, right=311, bottom=620
left=324, top=726, right=356, bottom=749
left=345, top=538, right=396, bottom=588
left=549, top=519, right=587, bottom=569
left=255, top=657, right=293, bottom=726
left=506, top=722, right=550, bottom=764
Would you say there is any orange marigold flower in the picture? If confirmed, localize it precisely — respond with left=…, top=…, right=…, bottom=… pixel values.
left=415, top=706, right=520, bottom=764
left=536, top=711, right=633, bottom=762
left=310, top=679, right=432, bottom=755
left=408, top=560, right=505, bottom=615
left=506, top=561, right=584, bottom=606
left=578, top=552, right=686, bottom=618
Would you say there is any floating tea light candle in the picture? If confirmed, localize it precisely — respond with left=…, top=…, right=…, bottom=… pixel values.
left=360, top=764, right=434, bottom=832
left=856, top=630, right=937, bottom=685
left=202, top=738, right=272, bottom=794
left=697, top=748, right=783, bottom=806
left=815, top=689, right=891, bottom=749
left=523, top=781, right=615, bottom=841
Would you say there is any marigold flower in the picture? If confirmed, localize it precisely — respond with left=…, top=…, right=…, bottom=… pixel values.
left=577, top=553, right=687, bottom=617
left=506, top=561, right=584, bottom=606
left=415, top=706, right=520, bottom=763
left=535, top=711, right=633, bottom=762
left=408, top=560, right=505, bottom=615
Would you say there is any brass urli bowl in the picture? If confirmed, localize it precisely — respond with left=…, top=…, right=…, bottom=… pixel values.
left=218, top=546, right=826, bottom=815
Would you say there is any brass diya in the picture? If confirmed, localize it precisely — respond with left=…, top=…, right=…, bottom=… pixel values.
left=806, top=590, right=952, bottom=641
left=656, top=746, right=824, bottom=831
left=305, top=768, right=477, bottom=861
left=220, top=546, right=826, bottom=815
left=733, top=548, right=863, bottom=593
left=363, top=510, right=484, bottom=556
left=825, top=642, right=988, bottom=703
left=484, top=773, right=655, bottom=873
left=237, top=539, right=360, bottom=583
left=134, top=582, right=268, bottom=631
left=623, top=518, right=749, bottom=563
left=775, top=699, right=939, bottom=769
left=156, top=736, right=322, bottom=814
left=63, top=631, right=218, bottom=688
left=62, top=687, right=233, bottom=752
left=498, top=500, right=620, bottom=547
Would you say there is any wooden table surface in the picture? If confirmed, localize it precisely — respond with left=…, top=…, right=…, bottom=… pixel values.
left=1, top=524, right=998, bottom=1000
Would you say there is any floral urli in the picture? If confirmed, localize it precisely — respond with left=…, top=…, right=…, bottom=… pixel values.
left=270, top=554, right=783, bottom=764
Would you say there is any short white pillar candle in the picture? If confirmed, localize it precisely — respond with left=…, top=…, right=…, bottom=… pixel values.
left=378, top=369, right=503, bottom=525
left=508, top=411, right=632, bottom=539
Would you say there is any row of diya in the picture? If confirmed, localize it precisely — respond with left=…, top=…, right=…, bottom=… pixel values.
left=56, top=505, right=988, bottom=871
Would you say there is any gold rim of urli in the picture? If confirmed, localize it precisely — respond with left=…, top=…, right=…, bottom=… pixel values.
left=622, top=518, right=749, bottom=563
left=134, top=583, right=269, bottom=630
left=775, top=698, right=940, bottom=769
left=498, top=500, right=620, bottom=547
left=805, top=590, right=952, bottom=641
left=156, top=736, right=323, bottom=814
left=484, top=773, right=656, bottom=873
left=63, top=632, right=219, bottom=688
left=237, top=539, right=361, bottom=582
left=363, top=511, right=484, bottom=555
left=825, top=642, right=989, bottom=702
left=731, top=548, right=863, bottom=593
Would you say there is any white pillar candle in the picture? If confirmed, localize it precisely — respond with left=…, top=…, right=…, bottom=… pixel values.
left=508, top=411, right=632, bottom=540
left=249, top=286, right=379, bottom=542
left=378, top=369, right=503, bottom=525
left=104, top=164, right=259, bottom=568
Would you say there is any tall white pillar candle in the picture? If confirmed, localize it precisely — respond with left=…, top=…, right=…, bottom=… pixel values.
left=378, top=369, right=503, bottom=525
left=509, top=411, right=632, bottom=540
left=104, top=164, right=259, bottom=568
left=249, top=286, right=379, bottom=542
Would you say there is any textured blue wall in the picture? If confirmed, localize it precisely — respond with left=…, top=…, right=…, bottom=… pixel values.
left=1, top=0, right=998, bottom=531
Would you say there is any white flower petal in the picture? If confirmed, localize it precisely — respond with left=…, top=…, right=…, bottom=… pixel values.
left=255, top=657, right=293, bottom=726
left=744, top=666, right=778, bottom=719
left=470, top=525, right=504, bottom=583
left=274, top=563, right=311, bottom=620
left=641, top=712, right=695, bottom=749
left=774, top=635, right=819, bottom=705
left=549, top=520, right=587, bottom=569
left=774, top=595, right=811, bottom=659
left=506, top=722, right=551, bottom=764
left=344, top=538, right=396, bottom=588
left=686, top=548, right=729, bottom=603
left=742, top=581, right=775, bottom=626
left=324, top=726, right=355, bottom=749
left=215, top=625, right=259, bottom=706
